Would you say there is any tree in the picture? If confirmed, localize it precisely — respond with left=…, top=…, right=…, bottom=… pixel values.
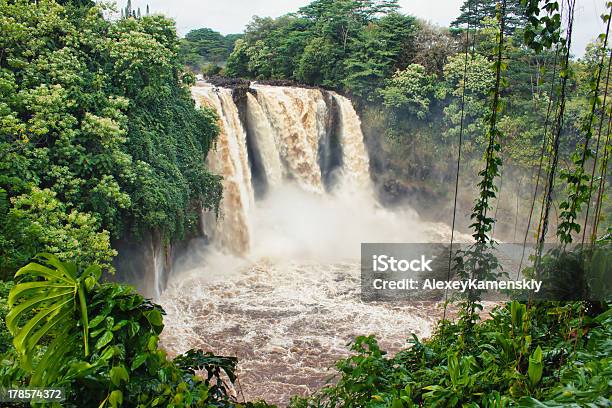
left=442, top=53, right=496, bottom=148
left=343, top=12, right=418, bottom=97
left=224, top=0, right=416, bottom=94
left=298, top=0, right=401, bottom=28
left=451, top=0, right=527, bottom=36
left=380, top=64, right=437, bottom=119
left=57, top=0, right=95, bottom=6
left=411, top=20, right=459, bottom=77
left=295, top=37, right=338, bottom=85
left=0, top=0, right=222, bottom=276
left=225, top=39, right=252, bottom=77
left=180, top=28, right=241, bottom=70
left=226, top=15, right=311, bottom=79
left=245, top=40, right=274, bottom=79
left=125, top=0, right=132, bottom=19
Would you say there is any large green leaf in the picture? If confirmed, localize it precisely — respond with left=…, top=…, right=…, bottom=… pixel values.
left=30, top=325, right=76, bottom=386
left=7, top=281, right=74, bottom=306
left=109, top=364, right=129, bottom=386
left=528, top=346, right=544, bottom=387
left=11, top=297, right=73, bottom=368
left=8, top=253, right=94, bottom=378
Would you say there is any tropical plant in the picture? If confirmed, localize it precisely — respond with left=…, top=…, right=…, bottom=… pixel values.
left=3, top=254, right=259, bottom=407
left=6, top=253, right=96, bottom=385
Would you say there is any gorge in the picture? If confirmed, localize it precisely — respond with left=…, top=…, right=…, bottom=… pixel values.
left=155, top=82, right=461, bottom=405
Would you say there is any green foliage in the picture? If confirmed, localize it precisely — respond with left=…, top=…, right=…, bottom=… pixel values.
left=7, top=253, right=97, bottom=384
left=469, top=0, right=507, bottom=246
left=2, top=255, right=247, bottom=407
left=451, top=0, right=509, bottom=326
left=412, top=21, right=459, bottom=76
left=452, top=0, right=527, bottom=37
left=442, top=53, right=497, bottom=150
left=522, top=0, right=563, bottom=53
left=0, top=280, right=14, bottom=354
left=291, top=300, right=612, bottom=407
left=0, top=188, right=116, bottom=276
left=342, top=13, right=418, bottom=99
left=225, top=39, right=253, bottom=78
left=226, top=15, right=313, bottom=80
left=527, top=346, right=543, bottom=386
left=296, top=37, right=340, bottom=86
left=0, top=0, right=222, bottom=277
left=179, top=28, right=242, bottom=72
left=557, top=5, right=612, bottom=244
left=380, top=64, right=437, bottom=119
left=224, top=0, right=418, bottom=97
left=444, top=53, right=496, bottom=98
left=174, top=350, right=238, bottom=401
left=522, top=239, right=612, bottom=302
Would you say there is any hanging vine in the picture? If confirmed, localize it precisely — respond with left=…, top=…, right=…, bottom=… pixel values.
left=534, top=0, right=576, bottom=268
left=453, top=0, right=508, bottom=333
left=470, top=0, right=507, bottom=246
left=583, top=47, right=612, bottom=244
left=517, top=37, right=563, bottom=277
left=523, top=0, right=563, bottom=52
left=442, top=1, right=473, bottom=327
left=557, top=5, right=611, bottom=244
left=592, top=106, right=612, bottom=239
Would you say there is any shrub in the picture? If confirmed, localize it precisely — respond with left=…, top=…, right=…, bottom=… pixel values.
left=2, top=254, right=243, bottom=407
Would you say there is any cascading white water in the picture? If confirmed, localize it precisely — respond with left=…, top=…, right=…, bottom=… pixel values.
left=161, top=82, right=464, bottom=406
left=250, top=85, right=327, bottom=194
left=195, top=84, right=380, bottom=253
left=245, top=92, right=284, bottom=188
left=331, top=92, right=372, bottom=191
left=192, top=85, right=254, bottom=255
left=152, top=238, right=165, bottom=298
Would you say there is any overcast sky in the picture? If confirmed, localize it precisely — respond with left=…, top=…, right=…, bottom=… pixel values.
left=110, top=0, right=607, bottom=57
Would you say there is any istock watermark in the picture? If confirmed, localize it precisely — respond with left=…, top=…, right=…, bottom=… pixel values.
left=372, top=254, right=434, bottom=272
left=361, top=243, right=611, bottom=302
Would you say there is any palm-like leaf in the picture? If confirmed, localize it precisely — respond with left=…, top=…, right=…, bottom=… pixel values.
left=6, top=253, right=96, bottom=382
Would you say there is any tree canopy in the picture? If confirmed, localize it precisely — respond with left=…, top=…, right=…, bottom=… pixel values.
left=0, top=0, right=222, bottom=277
left=179, top=28, right=242, bottom=73
left=225, top=0, right=418, bottom=98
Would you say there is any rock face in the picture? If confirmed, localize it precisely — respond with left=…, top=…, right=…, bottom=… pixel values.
left=112, top=230, right=196, bottom=298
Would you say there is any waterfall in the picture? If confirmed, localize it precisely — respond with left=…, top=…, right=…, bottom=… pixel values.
left=192, top=82, right=373, bottom=255
left=245, top=92, right=284, bottom=189
left=331, top=93, right=372, bottom=191
left=160, top=83, right=450, bottom=404
left=250, top=85, right=327, bottom=194
left=192, top=85, right=254, bottom=255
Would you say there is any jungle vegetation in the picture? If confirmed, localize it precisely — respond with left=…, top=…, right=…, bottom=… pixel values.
left=0, top=0, right=232, bottom=405
left=0, top=0, right=611, bottom=407
left=0, top=0, right=222, bottom=279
